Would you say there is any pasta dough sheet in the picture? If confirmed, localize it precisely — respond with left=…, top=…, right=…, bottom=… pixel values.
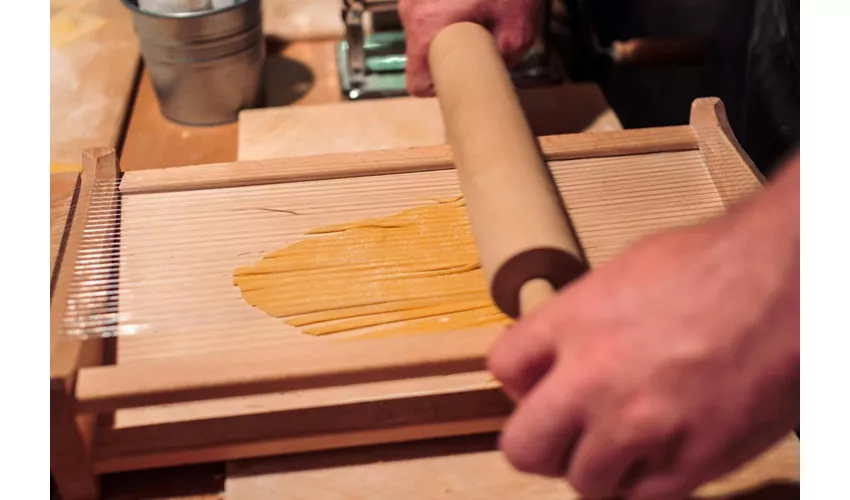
left=233, top=197, right=512, bottom=338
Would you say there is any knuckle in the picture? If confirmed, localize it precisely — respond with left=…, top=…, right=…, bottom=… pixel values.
left=502, top=34, right=526, bottom=54
left=486, top=339, right=517, bottom=382
left=487, top=339, right=554, bottom=398
left=499, top=430, right=553, bottom=475
left=568, top=442, right=631, bottom=497
left=567, top=372, right=603, bottom=402
left=500, top=27, right=534, bottom=53
left=620, top=400, right=682, bottom=444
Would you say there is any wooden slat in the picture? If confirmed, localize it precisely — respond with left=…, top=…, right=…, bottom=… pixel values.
left=690, top=97, right=765, bottom=205
left=120, top=126, right=699, bottom=194
left=51, top=148, right=118, bottom=379
left=237, top=84, right=624, bottom=161
left=76, top=328, right=499, bottom=413
left=262, top=0, right=344, bottom=42
left=51, top=389, right=99, bottom=500
left=93, top=385, right=510, bottom=474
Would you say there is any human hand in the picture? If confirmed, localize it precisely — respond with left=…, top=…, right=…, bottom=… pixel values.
left=487, top=158, right=800, bottom=499
left=398, top=0, right=542, bottom=96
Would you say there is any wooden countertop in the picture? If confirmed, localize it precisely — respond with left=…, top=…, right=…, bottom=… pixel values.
left=50, top=0, right=138, bottom=173
left=119, top=38, right=342, bottom=172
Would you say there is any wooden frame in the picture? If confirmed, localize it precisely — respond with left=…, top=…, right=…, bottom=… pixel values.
left=51, top=98, right=763, bottom=499
left=51, top=148, right=119, bottom=500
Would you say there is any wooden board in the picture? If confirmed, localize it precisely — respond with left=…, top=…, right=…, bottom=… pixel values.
left=113, top=149, right=716, bottom=364
left=226, top=433, right=799, bottom=499
left=50, top=0, right=139, bottom=172
left=51, top=99, right=784, bottom=496
left=94, top=142, right=755, bottom=471
left=263, top=0, right=344, bottom=42
left=238, top=84, right=623, bottom=161
left=264, top=38, right=343, bottom=108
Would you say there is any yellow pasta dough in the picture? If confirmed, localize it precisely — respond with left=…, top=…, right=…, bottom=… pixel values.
left=233, top=197, right=512, bottom=338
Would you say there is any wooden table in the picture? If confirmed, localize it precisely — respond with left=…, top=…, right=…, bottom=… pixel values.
left=119, top=39, right=342, bottom=172
left=50, top=5, right=799, bottom=497
left=50, top=0, right=139, bottom=173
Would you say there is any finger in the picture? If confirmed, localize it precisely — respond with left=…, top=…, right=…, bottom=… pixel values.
left=569, top=403, right=689, bottom=497
left=625, top=429, right=776, bottom=500
left=492, top=17, right=535, bottom=68
left=403, top=26, right=436, bottom=97
left=626, top=472, right=696, bottom=500
left=397, top=1, right=441, bottom=97
left=567, top=423, right=649, bottom=498
left=498, top=362, right=584, bottom=477
left=487, top=316, right=557, bottom=402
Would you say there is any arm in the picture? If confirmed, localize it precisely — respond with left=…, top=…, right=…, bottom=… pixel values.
left=488, top=151, right=800, bottom=499
left=398, top=0, right=542, bottom=96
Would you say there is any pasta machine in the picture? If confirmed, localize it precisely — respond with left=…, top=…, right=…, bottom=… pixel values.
left=337, top=0, right=565, bottom=100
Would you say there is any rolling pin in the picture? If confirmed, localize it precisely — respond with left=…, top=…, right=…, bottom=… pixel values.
left=428, top=22, right=589, bottom=318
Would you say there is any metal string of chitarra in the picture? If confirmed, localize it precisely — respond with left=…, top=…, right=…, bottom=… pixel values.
left=63, top=178, right=124, bottom=339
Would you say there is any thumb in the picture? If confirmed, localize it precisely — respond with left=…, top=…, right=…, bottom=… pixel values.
left=492, top=15, right=536, bottom=69
left=405, top=31, right=436, bottom=97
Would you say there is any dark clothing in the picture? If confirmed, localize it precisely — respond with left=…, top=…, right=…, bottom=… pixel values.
left=709, top=0, right=799, bottom=176
left=558, top=0, right=800, bottom=176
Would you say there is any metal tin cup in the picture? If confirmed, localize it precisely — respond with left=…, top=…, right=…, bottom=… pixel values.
left=121, top=0, right=265, bottom=126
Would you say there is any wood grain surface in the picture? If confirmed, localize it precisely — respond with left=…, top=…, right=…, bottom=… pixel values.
left=50, top=0, right=139, bottom=173
left=51, top=149, right=122, bottom=500
left=112, top=150, right=720, bottom=364
left=119, top=70, right=239, bottom=172
left=86, top=147, right=749, bottom=476
left=263, top=38, right=343, bottom=108
left=238, top=83, right=623, bottom=161
left=124, top=127, right=697, bottom=194
left=50, top=175, right=226, bottom=500
left=262, top=0, right=344, bottom=42
left=226, top=433, right=799, bottom=500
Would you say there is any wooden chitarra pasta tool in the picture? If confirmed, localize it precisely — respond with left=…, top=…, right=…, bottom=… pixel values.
left=50, top=21, right=767, bottom=500
left=429, top=22, right=589, bottom=317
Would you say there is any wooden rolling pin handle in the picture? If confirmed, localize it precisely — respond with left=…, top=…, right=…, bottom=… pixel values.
left=492, top=247, right=586, bottom=318
left=428, top=22, right=589, bottom=319
left=519, top=278, right=556, bottom=316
